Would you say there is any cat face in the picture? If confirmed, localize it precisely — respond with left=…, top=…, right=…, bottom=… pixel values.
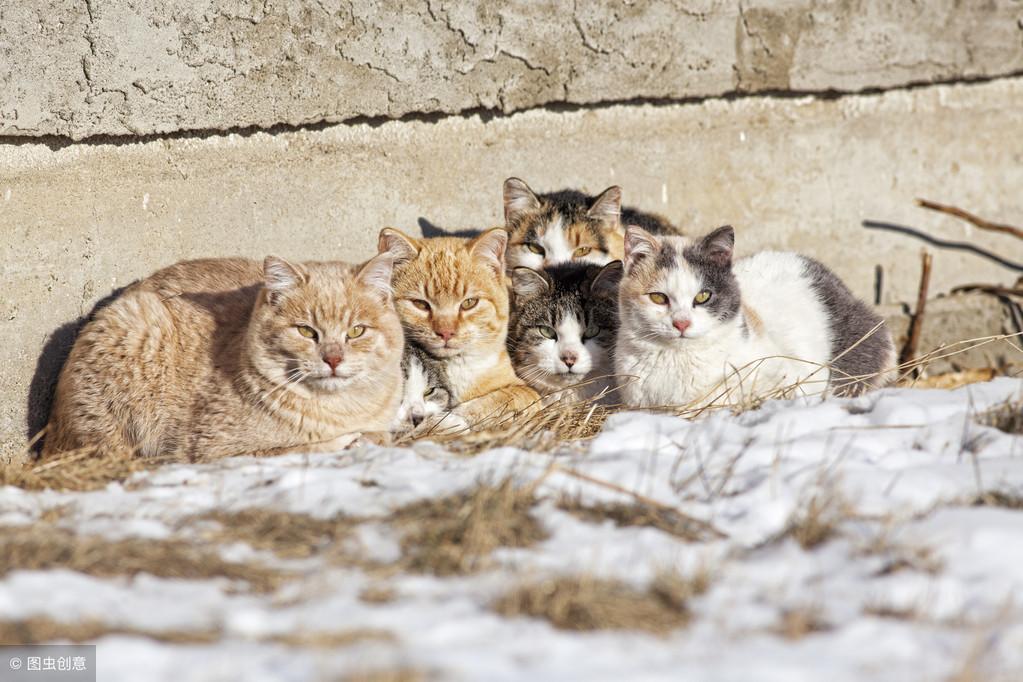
left=508, top=261, right=622, bottom=392
left=503, top=177, right=624, bottom=271
left=619, top=225, right=740, bottom=343
left=380, top=227, right=510, bottom=359
left=248, top=253, right=402, bottom=395
left=394, top=352, right=452, bottom=432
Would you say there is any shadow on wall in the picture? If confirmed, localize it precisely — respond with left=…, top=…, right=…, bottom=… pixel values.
left=418, top=218, right=485, bottom=239
left=26, top=285, right=133, bottom=455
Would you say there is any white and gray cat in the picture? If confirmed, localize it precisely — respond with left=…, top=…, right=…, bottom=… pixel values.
left=393, top=344, right=457, bottom=434
left=615, top=225, right=896, bottom=408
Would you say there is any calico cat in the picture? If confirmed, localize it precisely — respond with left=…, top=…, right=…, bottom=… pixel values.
left=379, top=227, right=540, bottom=427
left=614, top=225, right=896, bottom=408
left=393, top=344, right=456, bottom=434
left=508, top=261, right=622, bottom=401
left=503, top=177, right=679, bottom=271
left=43, top=250, right=404, bottom=459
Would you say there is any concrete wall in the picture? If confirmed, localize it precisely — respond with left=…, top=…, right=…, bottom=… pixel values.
left=2, top=1, right=1022, bottom=139
left=3, top=1, right=1023, bottom=460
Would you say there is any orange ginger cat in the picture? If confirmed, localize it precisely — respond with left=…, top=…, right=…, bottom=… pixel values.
left=379, top=227, right=540, bottom=430
left=43, top=249, right=404, bottom=459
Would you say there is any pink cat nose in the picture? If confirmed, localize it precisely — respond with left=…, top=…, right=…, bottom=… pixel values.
left=323, top=353, right=342, bottom=371
left=673, top=319, right=691, bottom=334
left=561, top=352, right=578, bottom=368
left=435, top=328, right=455, bottom=342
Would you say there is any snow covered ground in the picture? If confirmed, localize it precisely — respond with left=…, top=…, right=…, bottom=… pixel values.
left=2, top=378, right=1022, bottom=682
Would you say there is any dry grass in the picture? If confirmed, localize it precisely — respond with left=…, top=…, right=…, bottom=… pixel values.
left=0, top=616, right=221, bottom=645
left=267, top=628, right=395, bottom=649
left=359, top=584, right=398, bottom=604
left=493, top=570, right=709, bottom=635
left=343, top=669, right=430, bottom=682
left=774, top=605, right=832, bottom=639
left=392, top=478, right=548, bottom=576
left=0, top=446, right=178, bottom=492
left=863, top=601, right=922, bottom=621
left=194, top=509, right=357, bottom=559
left=971, top=490, right=1023, bottom=510
left=0, top=525, right=284, bottom=593
left=978, top=399, right=1023, bottom=435
left=786, top=492, right=851, bottom=550
left=557, top=496, right=713, bottom=542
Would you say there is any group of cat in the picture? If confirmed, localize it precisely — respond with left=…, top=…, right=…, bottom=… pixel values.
left=42, top=178, right=895, bottom=460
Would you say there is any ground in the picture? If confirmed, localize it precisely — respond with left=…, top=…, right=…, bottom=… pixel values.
left=1, top=378, right=1022, bottom=681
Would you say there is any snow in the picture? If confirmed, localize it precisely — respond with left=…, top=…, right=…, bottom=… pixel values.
left=2, top=378, right=1022, bottom=681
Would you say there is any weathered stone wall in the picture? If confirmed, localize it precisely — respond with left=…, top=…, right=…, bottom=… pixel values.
left=2, top=0, right=1022, bottom=461
left=2, top=1, right=1022, bottom=140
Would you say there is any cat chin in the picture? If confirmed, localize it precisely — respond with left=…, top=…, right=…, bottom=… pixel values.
left=306, top=375, right=353, bottom=393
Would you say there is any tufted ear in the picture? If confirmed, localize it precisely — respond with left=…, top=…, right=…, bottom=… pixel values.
left=698, top=225, right=735, bottom=267
left=510, top=267, right=550, bottom=299
left=263, top=256, right=305, bottom=305
left=588, top=260, right=624, bottom=300
left=586, top=185, right=622, bottom=225
left=470, top=227, right=508, bottom=276
left=503, top=177, right=541, bottom=224
left=355, top=251, right=395, bottom=301
left=378, top=227, right=421, bottom=267
left=623, top=225, right=660, bottom=272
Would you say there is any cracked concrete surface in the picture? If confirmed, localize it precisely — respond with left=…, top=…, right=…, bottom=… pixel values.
left=2, top=0, right=1022, bottom=139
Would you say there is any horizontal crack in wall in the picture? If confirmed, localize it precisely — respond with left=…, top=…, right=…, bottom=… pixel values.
left=3, top=69, right=1023, bottom=151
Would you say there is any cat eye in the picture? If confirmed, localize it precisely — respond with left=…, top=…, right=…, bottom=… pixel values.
left=648, top=292, right=669, bottom=305
left=410, top=299, right=431, bottom=311
left=347, top=325, right=365, bottom=339
left=460, top=297, right=479, bottom=310
left=537, top=326, right=557, bottom=340
left=694, top=290, right=712, bottom=305
left=296, top=325, right=318, bottom=340
left=573, top=246, right=592, bottom=258
left=583, top=323, right=600, bottom=339
left=424, top=387, right=436, bottom=398
left=526, top=243, right=545, bottom=255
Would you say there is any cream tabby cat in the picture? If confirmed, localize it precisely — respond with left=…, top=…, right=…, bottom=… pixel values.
left=379, top=227, right=540, bottom=429
left=43, top=250, right=404, bottom=459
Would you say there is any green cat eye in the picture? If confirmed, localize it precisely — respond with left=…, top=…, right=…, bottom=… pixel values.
left=410, top=299, right=431, bottom=311
left=583, top=323, right=600, bottom=339
left=526, top=243, right=545, bottom=255
left=461, top=297, right=479, bottom=310
left=348, top=325, right=365, bottom=339
left=648, top=292, right=669, bottom=305
left=573, top=246, right=592, bottom=258
left=537, top=326, right=557, bottom=340
left=694, top=290, right=712, bottom=305
left=296, top=325, right=318, bottom=340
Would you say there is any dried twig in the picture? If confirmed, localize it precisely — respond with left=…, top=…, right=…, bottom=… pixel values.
left=900, top=250, right=934, bottom=368
left=916, top=198, right=1023, bottom=241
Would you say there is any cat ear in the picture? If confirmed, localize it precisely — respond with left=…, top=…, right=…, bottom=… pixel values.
left=699, top=225, right=734, bottom=267
left=588, top=260, right=624, bottom=299
left=378, top=228, right=420, bottom=266
left=470, top=228, right=508, bottom=276
left=623, top=225, right=660, bottom=271
left=586, top=185, right=622, bottom=225
left=510, top=267, right=550, bottom=298
left=503, top=177, right=541, bottom=223
left=355, top=251, right=395, bottom=301
left=263, top=256, right=305, bottom=304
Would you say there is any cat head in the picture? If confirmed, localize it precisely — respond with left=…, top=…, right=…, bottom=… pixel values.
left=618, top=225, right=740, bottom=343
left=503, top=177, right=624, bottom=271
left=379, top=227, right=510, bottom=359
left=247, top=251, right=403, bottom=395
left=508, top=261, right=622, bottom=392
left=393, top=351, right=452, bottom=433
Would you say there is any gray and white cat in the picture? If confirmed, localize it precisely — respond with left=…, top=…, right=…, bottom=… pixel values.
left=614, top=225, right=896, bottom=408
left=393, top=345, right=454, bottom=434
left=508, top=261, right=622, bottom=401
